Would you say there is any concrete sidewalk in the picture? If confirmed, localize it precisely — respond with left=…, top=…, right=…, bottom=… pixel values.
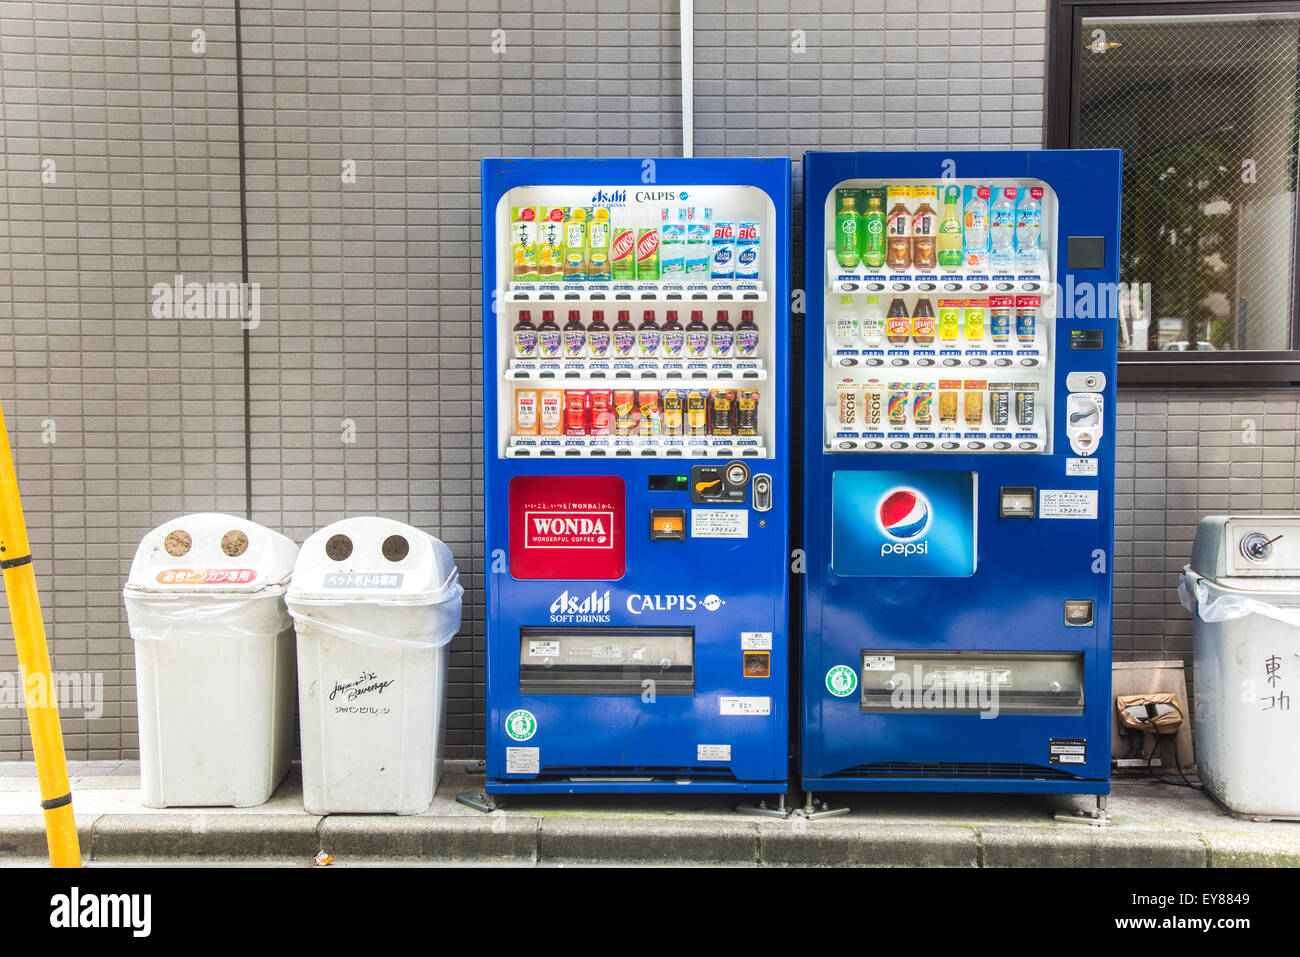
left=1, top=761, right=1298, bottom=866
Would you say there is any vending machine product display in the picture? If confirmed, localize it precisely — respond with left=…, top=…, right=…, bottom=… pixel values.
left=801, top=150, right=1121, bottom=799
left=481, top=157, right=791, bottom=795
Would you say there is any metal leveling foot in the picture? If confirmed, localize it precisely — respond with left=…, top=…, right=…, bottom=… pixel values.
left=802, top=792, right=850, bottom=819
left=1053, top=793, right=1112, bottom=826
left=736, top=794, right=792, bottom=818
left=456, top=791, right=499, bottom=813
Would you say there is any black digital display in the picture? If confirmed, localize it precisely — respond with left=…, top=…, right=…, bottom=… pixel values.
left=648, top=474, right=689, bottom=491
left=1069, top=328, right=1105, bottom=350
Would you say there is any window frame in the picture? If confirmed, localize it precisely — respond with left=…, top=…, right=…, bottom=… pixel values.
left=1047, top=0, right=1300, bottom=386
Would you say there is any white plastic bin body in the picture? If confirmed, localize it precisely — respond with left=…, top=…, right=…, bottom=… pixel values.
left=288, top=518, right=463, bottom=815
left=1182, top=514, right=1300, bottom=820
left=124, top=514, right=298, bottom=808
left=1185, top=573, right=1300, bottom=819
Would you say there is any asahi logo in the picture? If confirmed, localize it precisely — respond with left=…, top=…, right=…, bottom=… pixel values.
left=525, top=509, right=614, bottom=549
left=549, top=589, right=612, bottom=623
left=590, top=188, right=627, bottom=206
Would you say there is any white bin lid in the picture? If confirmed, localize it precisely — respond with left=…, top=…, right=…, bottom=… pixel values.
left=287, top=517, right=460, bottom=605
left=124, top=513, right=298, bottom=596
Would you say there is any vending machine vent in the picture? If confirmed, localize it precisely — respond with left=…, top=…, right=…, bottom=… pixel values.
left=830, top=761, right=1079, bottom=781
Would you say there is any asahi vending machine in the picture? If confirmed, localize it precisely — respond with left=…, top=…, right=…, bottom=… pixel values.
left=480, top=157, right=791, bottom=798
left=800, top=150, right=1120, bottom=811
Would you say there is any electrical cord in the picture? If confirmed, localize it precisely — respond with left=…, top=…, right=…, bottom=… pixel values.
left=1137, top=714, right=1202, bottom=790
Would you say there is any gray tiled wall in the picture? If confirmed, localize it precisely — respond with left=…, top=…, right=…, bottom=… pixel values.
left=0, top=0, right=1289, bottom=759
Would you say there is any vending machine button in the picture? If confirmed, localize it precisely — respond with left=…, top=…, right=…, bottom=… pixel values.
left=866, top=357, right=883, bottom=366
left=839, top=440, right=857, bottom=450
left=1020, top=358, right=1038, bottom=367
left=969, top=358, right=986, bottom=367
left=941, top=441, right=959, bottom=450
left=970, top=282, right=987, bottom=291
left=891, top=358, right=907, bottom=366
left=915, top=441, right=933, bottom=450
left=918, top=282, right=936, bottom=291
left=996, top=282, right=1013, bottom=291
left=942, top=358, right=958, bottom=366
left=864, top=441, right=882, bottom=449
left=917, top=358, right=934, bottom=367
left=890, top=441, right=907, bottom=450
left=944, top=282, right=961, bottom=291
left=866, top=282, right=885, bottom=292
left=1023, top=282, right=1041, bottom=291
left=994, top=358, right=1011, bottom=367
left=893, top=282, right=909, bottom=291
left=993, top=441, right=1010, bottom=450
left=839, top=357, right=858, bottom=366
left=969, top=441, right=985, bottom=450
left=1018, top=441, right=1036, bottom=451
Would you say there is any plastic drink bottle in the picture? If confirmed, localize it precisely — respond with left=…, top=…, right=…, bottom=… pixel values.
left=936, top=186, right=963, bottom=270
left=989, top=186, right=1017, bottom=271
left=964, top=187, right=990, bottom=270
left=835, top=192, right=860, bottom=269
left=563, top=309, right=586, bottom=357
left=834, top=295, right=859, bottom=347
left=861, top=295, right=885, bottom=347
left=735, top=309, right=759, bottom=357
left=512, top=309, right=538, bottom=358
left=1016, top=188, right=1043, bottom=271
left=587, top=310, right=611, bottom=358
left=860, top=194, right=886, bottom=269
left=537, top=309, right=562, bottom=357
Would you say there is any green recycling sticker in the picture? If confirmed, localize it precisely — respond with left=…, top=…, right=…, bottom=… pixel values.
left=505, top=709, right=537, bottom=742
left=825, top=665, right=858, bottom=698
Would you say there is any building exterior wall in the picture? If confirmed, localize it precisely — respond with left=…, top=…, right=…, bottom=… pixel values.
left=0, top=0, right=1285, bottom=758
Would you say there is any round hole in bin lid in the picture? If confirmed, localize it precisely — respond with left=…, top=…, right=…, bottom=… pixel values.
left=221, top=530, right=249, bottom=557
left=381, top=534, right=409, bottom=562
left=164, top=530, right=192, bottom=557
left=325, top=534, right=353, bottom=562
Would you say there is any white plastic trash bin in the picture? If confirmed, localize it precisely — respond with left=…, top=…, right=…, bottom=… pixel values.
left=287, top=517, right=463, bottom=815
left=124, top=513, right=298, bottom=808
left=1182, top=515, right=1300, bottom=820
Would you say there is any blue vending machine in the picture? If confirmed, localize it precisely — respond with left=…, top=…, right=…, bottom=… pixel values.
left=481, top=157, right=791, bottom=797
left=800, top=150, right=1120, bottom=807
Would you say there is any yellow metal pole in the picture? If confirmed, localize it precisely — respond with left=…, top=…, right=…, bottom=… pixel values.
left=0, top=399, right=81, bottom=867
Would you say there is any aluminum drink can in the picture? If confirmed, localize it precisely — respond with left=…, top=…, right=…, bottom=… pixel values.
left=888, top=383, right=909, bottom=426
left=1015, top=295, right=1039, bottom=343
left=661, top=389, right=684, bottom=436
left=588, top=390, right=613, bottom=436
left=990, top=386, right=1010, bottom=426
left=989, top=296, right=1013, bottom=344
left=861, top=381, right=883, bottom=426
left=912, top=385, right=934, bottom=426
left=564, top=389, right=588, bottom=436
left=736, top=389, right=759, bottom=435
left=613, top=389, right=637, bottom=436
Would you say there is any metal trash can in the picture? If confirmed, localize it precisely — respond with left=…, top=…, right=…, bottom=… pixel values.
left=1181, top=515, right=1300, bottom=820
left=124, top=513, right=298, bottom=808
left=287, top=517, right=463, bottom=815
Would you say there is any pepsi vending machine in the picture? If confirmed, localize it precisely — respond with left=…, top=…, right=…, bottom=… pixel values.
left=481, top=157, right=791, bottom=797
left=800, top=150, right=1120, bottom=805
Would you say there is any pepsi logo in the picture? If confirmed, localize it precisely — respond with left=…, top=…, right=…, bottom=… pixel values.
left=878, top=487, right=930, bottom=540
